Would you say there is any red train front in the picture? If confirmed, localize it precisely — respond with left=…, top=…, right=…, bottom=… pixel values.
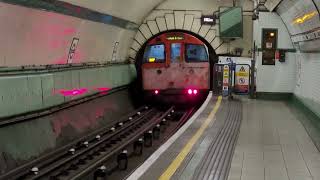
left=141, top=32, right=210, bottom=102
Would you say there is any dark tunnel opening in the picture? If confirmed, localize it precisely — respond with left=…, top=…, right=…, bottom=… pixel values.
left=133, top=30, right=219, bottom=98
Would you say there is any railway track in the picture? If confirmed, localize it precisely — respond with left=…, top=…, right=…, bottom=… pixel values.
left=0, top=104, right=197, bottom=180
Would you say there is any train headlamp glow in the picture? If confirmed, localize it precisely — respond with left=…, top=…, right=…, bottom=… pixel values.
left=149, top=57, right=156, bottom=63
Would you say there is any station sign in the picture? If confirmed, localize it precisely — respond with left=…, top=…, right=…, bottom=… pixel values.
left=201, top=15, right=216, bottom=25
left=67, top=38, right=79, bottom=64
left=235, top=65, right=250, bottom=93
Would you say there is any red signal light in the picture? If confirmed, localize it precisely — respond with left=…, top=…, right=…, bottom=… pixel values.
left=154, top=90, right=159, bottom=95
left=188, top=89, right=193, bottom=95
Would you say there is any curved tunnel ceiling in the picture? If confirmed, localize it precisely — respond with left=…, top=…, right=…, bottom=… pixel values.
left=275, top=0, right=320, bottom=51
left=276, top=0, right=320, bottom=36
left=60, top=0, right=167, bottom=24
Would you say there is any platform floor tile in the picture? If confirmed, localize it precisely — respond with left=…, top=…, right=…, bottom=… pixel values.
left=228, top=100, right=320, bottom=180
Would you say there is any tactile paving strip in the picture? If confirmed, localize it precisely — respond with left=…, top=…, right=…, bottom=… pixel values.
left=192, top=100, right=242, bottom=180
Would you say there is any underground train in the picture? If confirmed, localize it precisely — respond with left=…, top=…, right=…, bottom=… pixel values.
left=141, top=32, right=210, bottom=102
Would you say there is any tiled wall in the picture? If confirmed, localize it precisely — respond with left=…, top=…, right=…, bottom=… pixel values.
left=0, top=64, right=136, bottom=118
left=294, top=53, right=320, bottom=117
left=129, top=0, right=254, bottom=61
left=253, top=12, right=296, bottom=93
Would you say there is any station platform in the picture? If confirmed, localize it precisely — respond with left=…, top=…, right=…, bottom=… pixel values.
left=127, top=93, right=320, bottom=180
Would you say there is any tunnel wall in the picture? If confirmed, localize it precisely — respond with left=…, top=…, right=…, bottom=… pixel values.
left=0, top=89, right=136, bottom=175
left=0, top=2, right=141, bottom=118
left=274, top=0, right=320, bottom=117
left=128, top=0, right=254, bottom=62
left=59, top=0, right=164, bottom=24
left=0, top=64, right=136, bottom=118
left=0, top=2, right=135, bottom=66
left=253, top=12, right=296, bottom=93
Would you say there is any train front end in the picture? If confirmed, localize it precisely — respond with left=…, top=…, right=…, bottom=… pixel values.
left=141, top=32, right=210, bottom=104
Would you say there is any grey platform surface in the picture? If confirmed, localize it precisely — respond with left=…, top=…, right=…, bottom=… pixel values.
left=137, top=96, right=221, bottom=180
left=133, top=96, right=243, bottom=180
left=228, top=99, right=320, bottom=180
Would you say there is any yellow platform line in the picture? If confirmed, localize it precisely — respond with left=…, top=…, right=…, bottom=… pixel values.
left=159, top=96, right=222, bottom=180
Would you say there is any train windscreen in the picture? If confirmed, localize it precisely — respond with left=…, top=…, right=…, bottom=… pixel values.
left=185, top=44, right=208, bottom=62
left=143, top=44, right=165, bottom=63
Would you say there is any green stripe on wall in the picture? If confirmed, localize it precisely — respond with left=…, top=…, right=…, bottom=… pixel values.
left=288, top=96, right=320, bottom=150
left=256, top=92, right=293, bottom=100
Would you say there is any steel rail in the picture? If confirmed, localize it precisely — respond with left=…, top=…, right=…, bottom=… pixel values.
left=0, top=106, right=151, bottom=180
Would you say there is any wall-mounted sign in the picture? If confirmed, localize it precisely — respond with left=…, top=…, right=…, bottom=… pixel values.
left=111, top=41, right=119, bottom=62
left=266, top=42, right=273, bottom=49
left=67, top=38, right=79, bottom=64
left=235, top=65, right=250, bottom=93
left=201, top=15, right=216, bottom=25
left=222, top=65, right=230, bottom=96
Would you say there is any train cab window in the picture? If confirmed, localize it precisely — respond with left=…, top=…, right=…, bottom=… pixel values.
left=143, top=44, right=165, bottom=63
left=185, top=44, right=209, bottom=62
left=171, top=43, right=181, bottom=63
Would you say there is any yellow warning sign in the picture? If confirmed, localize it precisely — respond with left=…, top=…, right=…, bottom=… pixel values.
left=236, top=66, right=249, bottom=76
left=223, top=65, right=229, bottom=92
left=235, top=65, right=250, bottom=93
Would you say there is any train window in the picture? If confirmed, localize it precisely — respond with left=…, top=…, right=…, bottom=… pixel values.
left=171, top=43, right=181, bottom=63
left=143, top=44, right=165, bottom=63
left=185, top=44, right=208, bottom=62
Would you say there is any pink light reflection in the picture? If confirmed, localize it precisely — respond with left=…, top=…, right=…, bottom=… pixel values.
left=58, top=88, right=88, bottom=97
left=97, top=87, right=111, bottom=92
left=54, top=87, right=111, bottom=97
left=96, top=87, right=111, bottom=95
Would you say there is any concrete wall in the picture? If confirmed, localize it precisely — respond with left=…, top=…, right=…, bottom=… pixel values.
left=0, top=3, right=141, bottom=118
left=253, top=12, right=296, bottom=93
left=129, top=0, right=254, bottom=61
left=0, top=64, right=136, bottom=118
left=0, top=89, right=136, bottom=174
left=0, top=3, right=137, bottom=67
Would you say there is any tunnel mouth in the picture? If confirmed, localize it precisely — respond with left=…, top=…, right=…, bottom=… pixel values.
left=134, top=30, right=218, bottom=93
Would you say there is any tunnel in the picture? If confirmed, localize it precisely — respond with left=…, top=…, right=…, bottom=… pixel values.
left=1, top=0, right=320, bottom=180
